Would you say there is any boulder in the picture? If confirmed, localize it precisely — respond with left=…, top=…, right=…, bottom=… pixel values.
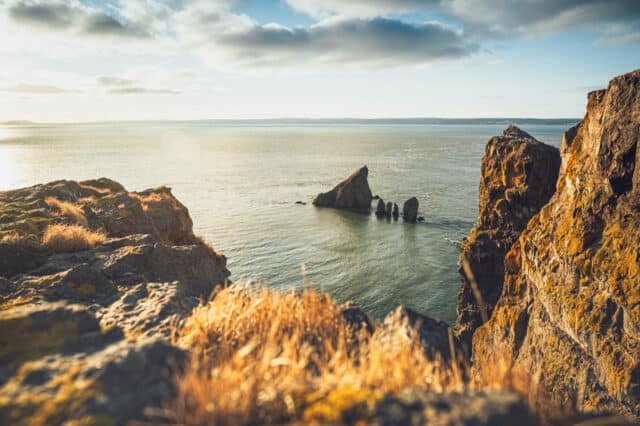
left=382, top=306, right=464, bottom=362
left=455, top=126, right=560, bottom=348
left=375, top=199, right=386, bottom=217
left=473, top=69, right=640, bottom=418
left=402, top=197, right=419, bottom=222
left=313, top=166, right=373, bottom=210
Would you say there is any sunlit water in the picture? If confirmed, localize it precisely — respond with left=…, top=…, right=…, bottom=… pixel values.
left=0, top=120, right=571, bottom=323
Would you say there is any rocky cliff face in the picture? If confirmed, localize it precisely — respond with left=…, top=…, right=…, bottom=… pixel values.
left=0, top=179, right=230, bottom=425
left=473, top=70, right=640, bottom=417
left=455, top=126, right=560, bottom=347
left=313, top=166, right=373, bottom=210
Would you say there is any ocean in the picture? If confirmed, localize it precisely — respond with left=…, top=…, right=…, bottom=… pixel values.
left=0, top=119, right=574, bottom=323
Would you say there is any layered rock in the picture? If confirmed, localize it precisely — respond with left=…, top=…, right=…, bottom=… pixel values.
left=0, top=179, right=230, bottom=424
left=455, top=126, right=560, bottom=347
left=473, top=70, right=640, bottom=417
left=313, top=166, right=373, bottom=210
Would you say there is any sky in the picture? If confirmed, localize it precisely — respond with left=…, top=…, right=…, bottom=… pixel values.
left=0, top=0, right=639, bottom=122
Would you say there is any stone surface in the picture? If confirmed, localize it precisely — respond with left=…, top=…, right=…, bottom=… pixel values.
left=473, top=69, right=640, bottom=418
left=455, top=125, right=560, bottom=348
left=376, top=199, right=386, bottom=217
left=313, top=166, right=373, bottom=210
left=372, top=390, right=538, bottom=426
left=383, top=307, right=464, bottom=362
left=402, top=197, right=419, bottom=223
left=0, top=178, right=230, bottom=425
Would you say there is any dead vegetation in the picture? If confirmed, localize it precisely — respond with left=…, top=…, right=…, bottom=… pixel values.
left=44, top=197, right=88, bottom=226
left=167, top=285, right=466, bottom=425
left=41, top=224, right=106, bottom=253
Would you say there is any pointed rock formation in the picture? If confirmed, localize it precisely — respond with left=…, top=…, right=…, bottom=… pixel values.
left=473, top=69, right=640, bottom=418
left=313, top=166, right=373, bottom=210
left=455, top=125, right=561, bottom=348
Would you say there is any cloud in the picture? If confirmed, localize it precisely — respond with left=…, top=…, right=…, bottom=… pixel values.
left=447, top=0, right=640, bottom=36
left=6, top=0, right=150, bottom=38
left=107, top=87, right=180, bottom=95
left=1, top=83, right=80, bottom=94
left=97, top=76, right=136, bottom=87
left=285, top=0, right=440, bottom=19
left=178, top=11, right=477, bottom=67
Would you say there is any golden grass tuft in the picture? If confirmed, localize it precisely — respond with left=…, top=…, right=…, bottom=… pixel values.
left=168, top=285, right=464, bottom=425
left=44, top=197, right=88, bottom=226
left=41, top=224, right=106, bottom=253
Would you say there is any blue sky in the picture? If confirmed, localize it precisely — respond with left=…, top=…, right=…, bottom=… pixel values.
left=0, top=0, right=639, bottom=121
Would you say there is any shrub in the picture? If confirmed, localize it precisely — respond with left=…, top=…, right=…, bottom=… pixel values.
left=168, top=285, right=463, bottom=425
left=41, top=224, right=106, bottom=253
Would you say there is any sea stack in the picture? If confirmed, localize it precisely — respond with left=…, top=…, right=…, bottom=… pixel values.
left=402, top=197, right=419, bottom=222
left=313, top=166, right=373, bottom=210
left=473, top=69, right=640, bottom=417
left=385, top=202, right=393, bottom=217
left=455, top=125, right=560, bottom=347
left=375, top=199, right=386, bottom=217
left=392, top=203, right=399, bottom=219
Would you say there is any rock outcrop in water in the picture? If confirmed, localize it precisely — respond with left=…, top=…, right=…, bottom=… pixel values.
left=402, top=197, right=419, bottom=223
left=313, top=166, right=373, bottom=210
left=473, top=69, right=640, bottom=418
left=455, top=126, right=561, bottom=348
left=375, top=198, right=386, bottom=217
left=0, top=179, right=230, bottom=425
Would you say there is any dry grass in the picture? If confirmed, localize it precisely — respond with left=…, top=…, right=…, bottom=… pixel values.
left=44, top=197, right=88, bottom=226
left=0, top=232, right=40, bottom=248
left=41, top=224, right=106, bottom=253
left=167, top=285, right=464, bottom=425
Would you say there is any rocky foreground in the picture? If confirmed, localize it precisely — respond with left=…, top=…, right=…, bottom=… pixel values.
left=1, top=69, right=640, bottom=425
left=0, top=179, right=230, bottom=424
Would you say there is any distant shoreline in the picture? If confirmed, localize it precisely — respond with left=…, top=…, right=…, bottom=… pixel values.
left=1, top=117, right=581, bottom=127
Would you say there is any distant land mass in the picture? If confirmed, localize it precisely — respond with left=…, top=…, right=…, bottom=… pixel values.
left=0, top=118, right=581, bottom=126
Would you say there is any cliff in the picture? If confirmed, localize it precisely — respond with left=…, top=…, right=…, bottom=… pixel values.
left=473, top=69, right=640, bottom=418
left=456, top=125, right=561, bottom=347
left=0, top=179, right=230, bottom=425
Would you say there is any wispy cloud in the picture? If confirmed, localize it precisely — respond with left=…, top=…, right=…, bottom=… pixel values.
left=97, top=76, right=136, bottom=87
left=107, top=87, right=180, bottom=95
left=1, top=84, right=81, bottom=94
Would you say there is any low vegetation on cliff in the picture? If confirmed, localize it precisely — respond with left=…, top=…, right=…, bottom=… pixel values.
left=168, top=285, right=466, bottom=425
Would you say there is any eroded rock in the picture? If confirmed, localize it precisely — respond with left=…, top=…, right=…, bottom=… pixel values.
left=455, top=125, right=560, bottom=348
left=313, top=166, right=373, bottom=210
left=473, top=70, right=640, bottom=418
left=402, top=197, right=419, bottom=223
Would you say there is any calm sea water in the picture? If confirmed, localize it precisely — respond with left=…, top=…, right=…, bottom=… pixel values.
left=0, top=120, right=571, bottom=323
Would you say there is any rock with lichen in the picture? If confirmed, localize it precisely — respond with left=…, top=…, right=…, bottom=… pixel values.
left=0, top=178, right=230, bottom=425
left=455, top=126, right=560, bottom=349
left=473, top=69, right=640, bottom=418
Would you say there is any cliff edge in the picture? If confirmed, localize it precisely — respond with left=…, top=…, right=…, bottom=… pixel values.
left=456, top=125, right=561, bottom=348
left=0, top=179, right=230, bottom=425
left=473, top=69, right=640, bottom=418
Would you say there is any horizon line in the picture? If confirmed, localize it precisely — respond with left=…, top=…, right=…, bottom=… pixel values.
left=1, top=117, right=582, bottom=126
